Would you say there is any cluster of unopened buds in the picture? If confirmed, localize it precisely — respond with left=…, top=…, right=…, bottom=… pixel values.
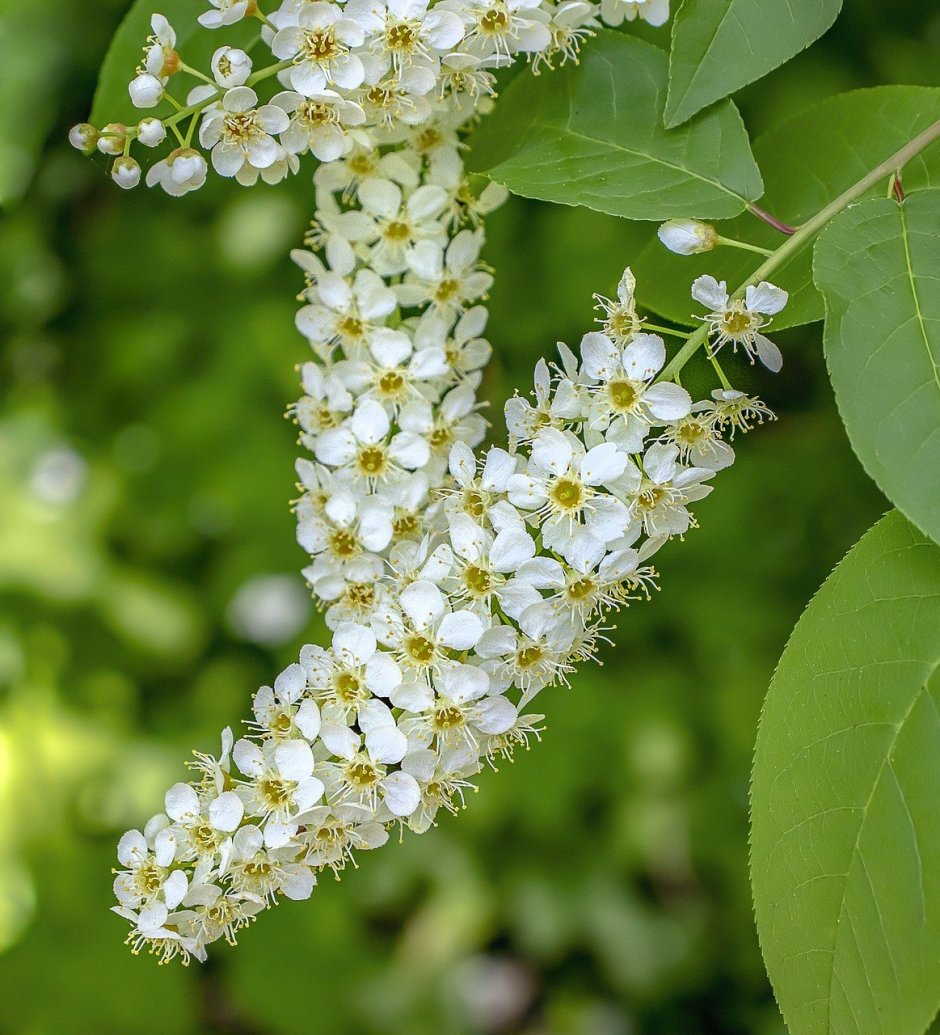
left=82, top=0, right=790, bottom=964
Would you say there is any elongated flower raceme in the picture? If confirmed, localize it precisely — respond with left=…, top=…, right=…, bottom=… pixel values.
left=82, top=0, right=792, bottom=965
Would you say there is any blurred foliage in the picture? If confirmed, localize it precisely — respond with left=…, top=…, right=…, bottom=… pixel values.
left=0, top=1, right=937, bottom=1032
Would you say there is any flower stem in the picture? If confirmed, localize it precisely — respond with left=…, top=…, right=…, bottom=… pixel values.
left=716, top=236, right=773, bottom=257
left=660, top=118, right=940, bottom=382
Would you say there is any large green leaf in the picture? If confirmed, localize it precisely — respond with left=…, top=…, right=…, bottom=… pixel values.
left=631, top=86, right=940, bottom=330
left=814, top=192, right=940, bottom=546
left=466, top=30, right=763, bottom=221
left=751, top=511, right=940, bottom=1035
left=664, top=0, right=842, bottom=128
left=90, top=0, right=254, bottom=128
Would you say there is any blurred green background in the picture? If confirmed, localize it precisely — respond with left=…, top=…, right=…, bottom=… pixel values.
left=1, top=2, right=938, bottom=1032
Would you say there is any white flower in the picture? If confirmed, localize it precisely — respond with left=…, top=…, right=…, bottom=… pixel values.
left=657, top=218, right=718, bottom=255
left=447, top=0, right=552, bottom=58
left=580, top=331, right=691, bottom=440
left=347, top=0, right=465, bottom=70
left=111, top=157, right=141, bottom=189
left=319, top=700, right=421, bottom=815
left=507, top=427, right=631, bottom=569
left=233, top=738, right=325, bottom=839
left=445, top=511, right=535, bottom=613
left=271, top=3, right=367, bottom=97
left=199, top=0, right=252, bottom=29
left=226, top=826, right=317, bottom=902
left=296, top=267, right=397, bottom=351
left=358, top=179, right=449, bottom=273
left=599, top=0, right=669, bottom=27
left=211, top=46, right=253, bottom=87
left=137, top=117, right=166, bottom=147
left=691, top=275, right=788, bottom=372
left=627, top=442, right=713, bottom=538
left=129, top=73, right=165, bottom=108
left=144, top=14, right=179, bottom=79
left=276, top=90, right=366, bottom=162
left=297, top=803, right=389, bottom=872
left=250, top=663, right=322, bottom=741
left=163, top=782, right=244, bottom=868
left=145, top=147, right=208, bottom=196
left=301, top=622, right=402, bottom=713
left=374, top=578, right=484, bottom=679
left=593, top=267, right=642, bottom=344
left=399, top=228, right=492, bottom=315
left=396, top=663, right=517, bottom=752
left=199, top=87, right=291, bottom=177
left=113, top=825, right=187, bottom=912
left=475, top=620, right=573, bottom=703
left=445, top=442, right=518, bottom=526
left=314, top=398, right=431, bottom=479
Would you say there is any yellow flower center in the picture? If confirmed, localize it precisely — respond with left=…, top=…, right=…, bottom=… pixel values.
left=551, top=477, right=584, bottom=511
left=356, top=445, right=388, bottom=477
left=406, top=634, right=435, bottom=665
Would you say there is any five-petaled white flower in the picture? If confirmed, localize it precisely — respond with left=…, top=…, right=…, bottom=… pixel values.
left=691, top=275, right=788, bottom=372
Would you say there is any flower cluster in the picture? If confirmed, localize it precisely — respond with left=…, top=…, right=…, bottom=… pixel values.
left=94, top=0, right=791, bottom=967
left=113, top=109, right=783, bottom=963
left=70, top=0, right=670, bottom=192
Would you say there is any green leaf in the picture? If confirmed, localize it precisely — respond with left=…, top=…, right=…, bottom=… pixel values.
left=664, top=0, right=842, bottom=127
left=466, top=30, right=763, bottom=221
left=89, top=1, right=253, bottom=128
left=630, top=86, right=940, bottom=329
left=751, top=510, right=940, bottom=1035
left=814, top=191, right=940, bottom=546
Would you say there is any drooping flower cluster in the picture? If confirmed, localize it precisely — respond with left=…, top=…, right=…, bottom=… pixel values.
left=69, top=0, right=671, bottom=192
left=87, top=0, right=793, bottom=967
left=112, top=110, right=783, bottom=963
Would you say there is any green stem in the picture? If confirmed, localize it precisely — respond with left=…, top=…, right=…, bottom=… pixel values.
left=717, top=235, right=773, bottom=258
left=659, top=118, right=940, bottom=382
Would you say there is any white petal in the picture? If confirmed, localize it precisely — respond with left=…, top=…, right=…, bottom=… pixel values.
left=580, top=331, right=619, bottom=380
left=380, top=771, right=421, bottom=816
left=691, top=274, right=729, bottom=311
left=400, top=580, right=446, bottom=629
left=366, top=724, right=407, bottom=764
left=233, top=739, right=264, bottom=778
left=165, top=783, right=199, bottom=823
left=489, top=528, right=536, bottom=572
left=475, top=696, right=517, bottom=734
left=320, top=722, right=359, bottom=759
left=275, top=739, right=315, bottom=781
left=209, top=791, right=244, bottom=833
left=645, top=382, right=692, bottom=420
left=366, top=652, right=403, bottom=696
left=620, top=333, right=665, bottom=380
left=274, top=663, right=307, bottom=702
left=352, top=399, right=390, bottom=444
left=294, top=699, right=322, bottom=740
left=333, top=622, right=376, bottom=665
left=746, top=281, right=788, bottom=316
left=438, top=610, right=483, bottom=650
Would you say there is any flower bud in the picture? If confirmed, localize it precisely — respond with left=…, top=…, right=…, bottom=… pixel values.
left=137, top=117, right=167, bottom=148
left=211, top=46, right=253, bottom=87
left=97, top=123, right=128, bottom=155
left=657, top=218, right=719, bottom=256
left=68, top=123, right=99, bottom=153
left=111, top=156, right=142, bottom=190
left=129, top=73, right=165, bottom=109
